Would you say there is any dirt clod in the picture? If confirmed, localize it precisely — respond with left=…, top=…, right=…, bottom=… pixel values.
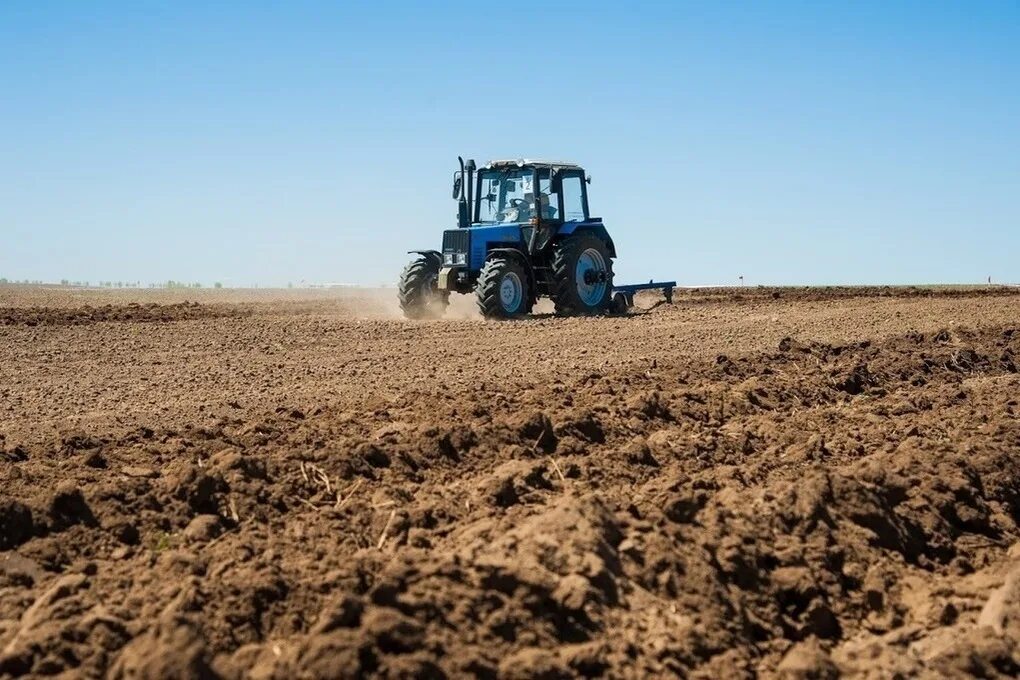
left=0, top=501, right=34, bottom=551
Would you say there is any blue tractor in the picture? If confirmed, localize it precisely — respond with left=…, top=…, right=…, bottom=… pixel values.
left=399, top=158, right=617, bottom=319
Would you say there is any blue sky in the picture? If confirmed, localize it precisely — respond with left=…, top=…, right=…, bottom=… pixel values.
left=2, top=1, right=1018, bottom=287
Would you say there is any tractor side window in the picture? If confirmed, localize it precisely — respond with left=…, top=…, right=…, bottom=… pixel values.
left=538, top=175, right=559, bottom=220
left=561, top=175, right=585, bottom=221
left=477, top=174, right=500, bottom=223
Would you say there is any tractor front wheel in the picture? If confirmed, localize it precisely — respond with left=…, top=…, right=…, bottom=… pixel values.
left=551, top=234, right=614, bottom=315
left=476, top=255, right=530, bottom=319
left=398, top=256, right=448, bottom=319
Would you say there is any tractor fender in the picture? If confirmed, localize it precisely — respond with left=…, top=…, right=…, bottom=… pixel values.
left=407, top=250, right=442, bottom=268
left=556, top=222, right=617, bottom=258
left=485, top=247, right=538, bottom=306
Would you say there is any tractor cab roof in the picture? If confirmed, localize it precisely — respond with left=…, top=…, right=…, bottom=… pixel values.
left=485, top=159, right=582, bottom=171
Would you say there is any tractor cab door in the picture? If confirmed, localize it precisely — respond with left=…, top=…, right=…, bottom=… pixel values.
left=555, top=170, right=588, bottom=223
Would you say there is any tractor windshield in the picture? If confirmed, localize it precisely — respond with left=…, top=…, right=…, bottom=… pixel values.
left=475, top=168, right=559, bottom=224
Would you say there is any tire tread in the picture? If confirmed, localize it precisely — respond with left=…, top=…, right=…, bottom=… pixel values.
left=398, top=257, right=447, bottom=319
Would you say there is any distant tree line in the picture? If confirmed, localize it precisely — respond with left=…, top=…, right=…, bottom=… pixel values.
left=0, top=278, right=225, bottom=288
left=148, top=280, right=205, bottom=289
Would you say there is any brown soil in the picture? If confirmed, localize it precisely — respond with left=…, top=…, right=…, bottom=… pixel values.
left=0, top=302, right=239, bottom=327
left=2, top=286, right=1020, bottom=678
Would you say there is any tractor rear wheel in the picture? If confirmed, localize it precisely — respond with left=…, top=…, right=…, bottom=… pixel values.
left=551, top=234, right=614, bottom=315
left=476, top=255, right=530, bottom=319
left=398, top=256, right=448, bottom=319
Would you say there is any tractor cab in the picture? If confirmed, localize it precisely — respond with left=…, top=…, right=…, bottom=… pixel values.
left=459, top=159, right=590, bottom=227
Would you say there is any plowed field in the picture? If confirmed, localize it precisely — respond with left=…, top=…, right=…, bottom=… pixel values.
left=2, top=285, right=1020, bottom=678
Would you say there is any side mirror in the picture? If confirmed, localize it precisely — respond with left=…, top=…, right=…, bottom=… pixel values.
left=452, top=172, right=463, bottom=199
left=585, top=174, right=592, bottom=184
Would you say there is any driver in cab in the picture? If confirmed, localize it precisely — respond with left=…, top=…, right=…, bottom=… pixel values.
left=519, top=192, right=557, bottom=221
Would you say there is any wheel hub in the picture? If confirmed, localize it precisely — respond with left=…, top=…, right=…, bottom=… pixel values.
left=575, top=248, right=608, bottom=306
left=499, top=272, right=523, bottom=312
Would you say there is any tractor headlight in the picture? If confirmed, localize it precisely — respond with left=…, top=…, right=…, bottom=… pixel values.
left=443, top=252, right=466, bottom=266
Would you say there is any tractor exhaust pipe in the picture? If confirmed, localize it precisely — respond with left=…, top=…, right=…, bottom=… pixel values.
left=465, top=158, right=476, bottom=227
left=456, top=157, right=468, bottom=228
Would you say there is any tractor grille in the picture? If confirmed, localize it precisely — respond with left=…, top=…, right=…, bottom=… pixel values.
left=442, top=230, right=469, bottom=255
